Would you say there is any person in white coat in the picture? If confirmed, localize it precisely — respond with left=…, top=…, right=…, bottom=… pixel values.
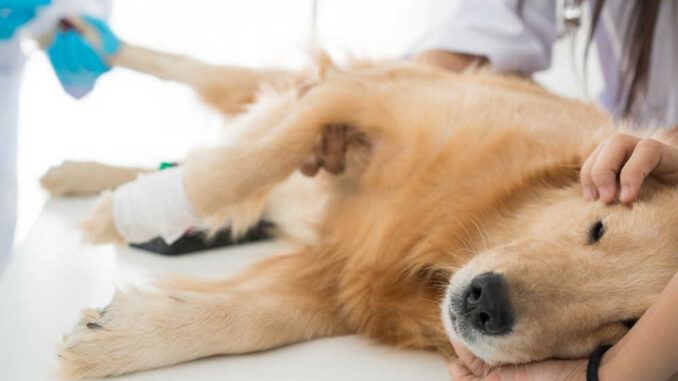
left=0, top=0, right=116, bottom=275
left=413, top=0, right=677, bottom=128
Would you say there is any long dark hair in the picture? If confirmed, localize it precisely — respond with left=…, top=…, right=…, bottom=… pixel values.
left=586, top=0, right=661, bottom=118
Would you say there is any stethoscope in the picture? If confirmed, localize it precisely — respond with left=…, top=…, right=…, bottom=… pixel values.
left=308, top=0, right=588, bottom=40
left=563, top=0, right=585, bottom=28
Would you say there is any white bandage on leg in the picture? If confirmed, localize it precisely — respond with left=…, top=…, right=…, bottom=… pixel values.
left=113, top=166, right=200, bottom=244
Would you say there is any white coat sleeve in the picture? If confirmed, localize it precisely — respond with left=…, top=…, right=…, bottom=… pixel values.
left=411, top=0, right=558, bottom=74
left=0, top=37, right=23, bottom=68
left=22, top=0, right=113, bottom=39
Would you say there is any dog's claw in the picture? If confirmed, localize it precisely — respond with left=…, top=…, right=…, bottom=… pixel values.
left=86, top=322, right=103, bottom=329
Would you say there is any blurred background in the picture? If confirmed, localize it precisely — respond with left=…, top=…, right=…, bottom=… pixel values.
left=14, top=0, right=603, bottom=246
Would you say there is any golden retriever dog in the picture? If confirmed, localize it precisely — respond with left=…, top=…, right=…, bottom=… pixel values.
left=43, top=19, right=678, bottom=380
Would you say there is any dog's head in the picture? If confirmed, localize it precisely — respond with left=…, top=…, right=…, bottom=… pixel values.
left=442, top=180, right=678, bottom=364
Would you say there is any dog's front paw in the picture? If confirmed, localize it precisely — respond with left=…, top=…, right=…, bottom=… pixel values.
left=57, top=288, right=197, bottom=379
left=79, top=192, right=126, bottom=244
left=41, top=161, right=143, bottom=197
left=40, top=161, right=95, bottom=196
left=57, top=293, right=146, bottom=379
left=57, top=307, right=124, bottom=380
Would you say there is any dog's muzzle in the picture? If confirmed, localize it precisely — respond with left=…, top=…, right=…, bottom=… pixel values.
left=455, top=272, right=514, bottom=336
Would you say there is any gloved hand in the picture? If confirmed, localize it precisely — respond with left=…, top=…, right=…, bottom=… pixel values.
left=47, top=15, right=120, bottom=99
left=0, top=0, right=51, bottom=39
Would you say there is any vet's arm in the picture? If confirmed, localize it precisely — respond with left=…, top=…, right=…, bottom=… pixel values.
left=599, top=270, right=678, bottom=381
left=414, top=50, right=487, bottom=72
left=409, top=0, right=557, bottom=75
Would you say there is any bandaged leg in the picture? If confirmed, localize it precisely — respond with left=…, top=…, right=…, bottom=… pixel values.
left=111, top=167, right=200, bottom=244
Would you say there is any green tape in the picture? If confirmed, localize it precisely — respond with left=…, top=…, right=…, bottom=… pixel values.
left=158, top=162, right=178, bottom=171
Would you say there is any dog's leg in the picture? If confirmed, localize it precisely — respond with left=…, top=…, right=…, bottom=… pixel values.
left=40, top=161, right=151, bottom=197
left=110, top=42, right=303, bottom=116
left=79, top=82, right=383, bottom=244
left=183, top=83, right=383, bottom=220
left=51, top=16, right=304, bottom=117
left=57, top=251, right=348, bottom=379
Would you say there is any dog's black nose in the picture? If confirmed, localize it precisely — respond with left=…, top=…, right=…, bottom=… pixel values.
left=463, top=272, right=513, bottom=335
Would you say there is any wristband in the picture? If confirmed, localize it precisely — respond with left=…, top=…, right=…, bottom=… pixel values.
left=586, top=344, right=612, bottom=381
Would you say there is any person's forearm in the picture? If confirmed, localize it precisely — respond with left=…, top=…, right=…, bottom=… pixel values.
left=600, top=271, right=678, bottom=381
left=414, top=50, right=487, bottom=72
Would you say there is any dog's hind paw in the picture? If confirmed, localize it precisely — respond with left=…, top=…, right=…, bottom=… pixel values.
left=79, top=192, right=126, bottom=245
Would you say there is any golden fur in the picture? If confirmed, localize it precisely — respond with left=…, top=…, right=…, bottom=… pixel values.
left=46, top=38, right=678, bottom=379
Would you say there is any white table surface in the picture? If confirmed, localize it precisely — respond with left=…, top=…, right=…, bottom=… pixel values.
left=0, top=197, right=449, bottom=381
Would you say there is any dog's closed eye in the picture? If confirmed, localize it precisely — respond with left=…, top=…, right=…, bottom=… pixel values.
left=589, top=220, right=605, bottom=244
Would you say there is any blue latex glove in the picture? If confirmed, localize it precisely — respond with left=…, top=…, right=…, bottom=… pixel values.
left=0, top=0, right=51, bottom=39
left=47, top=15, right=120, bottom=99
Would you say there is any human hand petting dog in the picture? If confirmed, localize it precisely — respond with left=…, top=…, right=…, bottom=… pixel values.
left=580, top=132, right=678, bottom=203
left=449, top=129, right=678, bottom=381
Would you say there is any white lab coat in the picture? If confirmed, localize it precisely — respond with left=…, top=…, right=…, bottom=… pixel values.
left=412, top=0, right=678, bottom=127
left=0, top=0, right=111, bottom=276
left=0, top=37, right=22, bottom=277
